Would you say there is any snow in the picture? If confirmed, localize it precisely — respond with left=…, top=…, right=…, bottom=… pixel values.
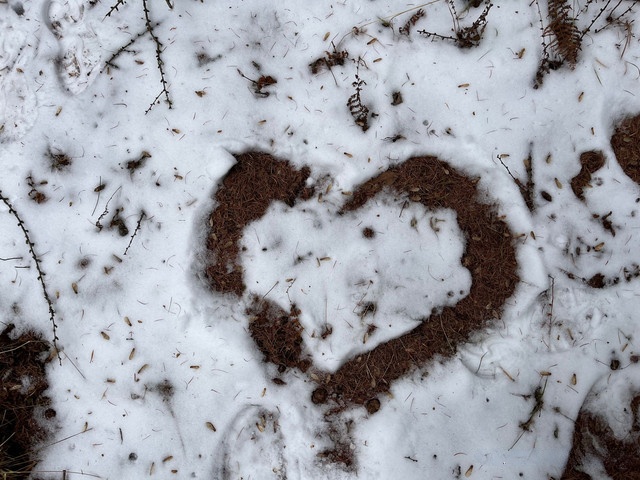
left=0, top=0, right=639, bottom=479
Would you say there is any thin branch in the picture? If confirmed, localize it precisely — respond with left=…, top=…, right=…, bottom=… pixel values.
left=101, top=28, right=149, bottom=73
left=142, top=0, right=172, bottom=113
left=105, top=0, right=127, bottom=18
left=0, top=190, right=61, bottom=365
left=123, top=211, right=146, bottom=255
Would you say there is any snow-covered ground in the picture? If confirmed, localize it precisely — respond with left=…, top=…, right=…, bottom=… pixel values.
left=1, top=0, right=639, bottom=478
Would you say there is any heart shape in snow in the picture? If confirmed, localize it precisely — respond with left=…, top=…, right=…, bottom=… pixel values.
left=205, top=152, right=518, bottom=409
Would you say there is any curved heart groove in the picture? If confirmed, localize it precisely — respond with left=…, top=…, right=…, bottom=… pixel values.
left=205, top=152, right=519, bottom=408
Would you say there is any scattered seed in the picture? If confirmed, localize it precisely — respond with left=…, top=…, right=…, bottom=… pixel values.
left=129, top=348, right=136, bottom=360
left=137, top=364, right=149, bottom=374
left=465, top=465, right=473, bottom=477
left=72, top=282, right=78, bottom=294
left=594, top=242, right=604, bottom=252
left=100, top=331, right=110, bottom=340
left=163, top=456, right=173, bottom=463
left=554, top=178, right=562, bottom=189
left=323, top=32, right=330, bottom=41
left=206, top=422, right=217, bottom=432
left=571, top=373, right=577, bottom=385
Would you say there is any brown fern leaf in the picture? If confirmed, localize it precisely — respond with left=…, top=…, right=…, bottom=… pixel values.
left=310, top=49, right=349, bottom=74
left=399, top=9, right=425, bottom=35
left=547, top=0, right=581, bottom=67
left=347, top=72, right=370, bottom=132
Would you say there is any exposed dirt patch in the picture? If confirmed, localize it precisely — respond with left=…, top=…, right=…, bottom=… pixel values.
left=247, top=296, right=311, bottom=373
left=570, top=150, right=605, bottom=201
left=315, top=156, right=518, bottom=406
left=561, top=392, right=640, bottom=480
left=205, top=152, right=313, bottom=295
left=205, top=152, right=519, bottom=410
left=611, top=113, right=640, bottom=185
left=0, top=324, right=54, bottom=479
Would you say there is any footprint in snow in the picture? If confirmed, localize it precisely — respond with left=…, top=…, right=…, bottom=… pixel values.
left=0, top=9, right=38, bottom=142
left=48, top=0, right=101, bottom=95
left=219, top=406, right=286, bottom=480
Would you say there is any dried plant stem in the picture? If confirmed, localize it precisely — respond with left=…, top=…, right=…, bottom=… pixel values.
left=123, top=211, right=146, bottom=255
left=0, top=190, right=61, bottom=364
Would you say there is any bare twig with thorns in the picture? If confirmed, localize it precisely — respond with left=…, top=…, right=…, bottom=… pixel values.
left=101, top=28, right=149, bottom=73
left=0, top=190, right=61, bottom=364
left=105, top=0, right=127, bottom=18
left=104, top=0, right=173, bottom=112
left=142, top=0, right=172, bottom=113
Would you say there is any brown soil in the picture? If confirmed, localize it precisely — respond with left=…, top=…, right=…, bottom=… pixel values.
left=205, top=151, right=313, bottom=295
left=0, top=324, right=54, bottom=479
left=205, top=152, right=519, bottom=408
left=246, top=296, right=311, bottom=373
left=316, top=156, right=518, bottom=406
left=561, top=393, right=640, bottom=480
left=611, top=114, right=640, bottom=185
left=570, top=151, right=605, bottom=201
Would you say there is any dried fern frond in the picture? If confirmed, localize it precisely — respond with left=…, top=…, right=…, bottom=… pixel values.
left=399, top=9, right=425, bottom=35
left=310, top=48, right=349, bottom=74
left=347, top=70, right=370, bottom=132
left=546, top=0, right=581, bottom=67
